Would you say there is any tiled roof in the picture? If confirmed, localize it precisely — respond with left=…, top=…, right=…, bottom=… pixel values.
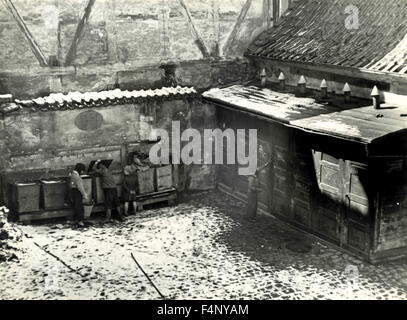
left=246, top=0, right=407, bottom=75
left=8, top=86, right=197, bottom=113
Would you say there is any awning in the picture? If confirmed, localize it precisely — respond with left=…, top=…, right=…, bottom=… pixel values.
left=202, top=85, right=344, bottom=124
left=290, top=105, right=407, bottom=144
left=202, top=85, right=407, bottom=145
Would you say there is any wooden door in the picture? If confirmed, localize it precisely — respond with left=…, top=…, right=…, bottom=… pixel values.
left=257, top=120, right=272, bottom=213
left=313, top=151, right=342, bottom=244
left=234, top=112, right=249, bottom=201
left=343, top=162, right=371, bottom=254
left=271, top=124, right=291, bottom=220
left=216, top=107, right=237, bottom=196
left=291, top=133, right=315, bottom=230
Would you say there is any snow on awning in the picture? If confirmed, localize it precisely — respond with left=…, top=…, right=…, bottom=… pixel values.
left=202, top=85, right=343, bottom=124
left=289, top=104, right=407, bottom=144
left=202, top=84, right=407, bottom=145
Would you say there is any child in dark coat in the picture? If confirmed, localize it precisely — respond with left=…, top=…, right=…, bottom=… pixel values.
left=246, top=157, right=272, bottom=221
left=122, top=165, right=138, bottom=216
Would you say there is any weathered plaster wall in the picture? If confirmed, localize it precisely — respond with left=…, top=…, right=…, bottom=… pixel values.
left=0, top=58, right=255, bottom=99
left=0, top=0, right=290, bottom=202
left=0, top=0, right=290, bottom=70
left=0, top=96, right=220, bottom=203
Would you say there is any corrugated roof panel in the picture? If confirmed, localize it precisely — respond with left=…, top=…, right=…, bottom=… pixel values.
left=11, top=87, right=197, bottom=113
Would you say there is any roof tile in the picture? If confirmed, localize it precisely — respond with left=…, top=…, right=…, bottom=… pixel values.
left=247, top=0, right=407, bottom=75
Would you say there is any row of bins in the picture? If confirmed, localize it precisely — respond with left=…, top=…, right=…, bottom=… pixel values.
left=8, top=165, right=174, bottom=214
left=9, top=179, right=68, bottom=214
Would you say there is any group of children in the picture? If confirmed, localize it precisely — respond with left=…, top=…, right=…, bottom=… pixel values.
left=69, top=150, right=273, bottom=226
left=69, top=153, right=148, bottom=226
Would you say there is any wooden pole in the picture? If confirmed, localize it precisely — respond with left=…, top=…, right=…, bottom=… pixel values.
left=64, top=0, right=96, bottom=66
left=1, top=0, right=49, bottom=66
left=131, top=252, right=166, bottom=299
left=177, top=0, right=209, bottom=58
left=222, top=0, right=252, bottom=56
left=272, top=0, right=280, bottom=27
left=262, top=0, right=271, bottom=29
left=209, top=0, right=220, bottom=57
left=105, top=0, right=118, bottom=63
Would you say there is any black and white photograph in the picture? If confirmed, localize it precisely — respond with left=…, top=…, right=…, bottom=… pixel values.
left=0, top=0, right=407, bottom=305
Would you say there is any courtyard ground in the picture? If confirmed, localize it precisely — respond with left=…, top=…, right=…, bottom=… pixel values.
left=1, top=191, right=407, bottom=300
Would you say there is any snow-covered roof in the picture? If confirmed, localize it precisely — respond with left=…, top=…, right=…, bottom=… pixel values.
left=5, top=86, right=197, bottom=113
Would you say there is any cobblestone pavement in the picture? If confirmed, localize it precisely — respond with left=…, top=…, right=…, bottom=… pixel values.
left=1, top=191, right=407, bottom=300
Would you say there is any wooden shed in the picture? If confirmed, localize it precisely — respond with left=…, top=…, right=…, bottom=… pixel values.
left=203, top=84, right=407, bottom=262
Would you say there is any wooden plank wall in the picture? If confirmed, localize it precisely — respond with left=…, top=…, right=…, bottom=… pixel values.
left=215, top=105, right=378, bottom=258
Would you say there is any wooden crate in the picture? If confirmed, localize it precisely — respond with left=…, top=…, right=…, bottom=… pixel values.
left=135, top=188, right=177, bottom=211
left=41, top=180, right=68, bottom=210
left=137, top=168, right=155, bottom=195
left=19, top=208, right=73, bottom=223
left=9, top=182, right=41, bottom=213
left=156, top=165, right=173, bottom=191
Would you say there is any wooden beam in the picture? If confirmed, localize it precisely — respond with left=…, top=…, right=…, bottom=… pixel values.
left=272, top=0, right=280, bottom=27
left=209, top=0, right=220, bottom=57
left=177, top=0, right=209, bottom=58
left=0, top=0, right=49, bottom=66
left=159, top=1, right=171, bottom=59
left=222, top=0, right=252, bottom=57
left=64, top=0, right=96, bottom=66
left=105, top=0, right=118, bottom=63
left=262, top=0, right=271, bottom=29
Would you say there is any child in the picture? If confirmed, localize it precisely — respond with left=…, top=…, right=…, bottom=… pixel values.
left=122, top=165, right=139, bottom=216
left=94, top=160, right=124, bottom=222
left=69, top=163, right=89, bottom=227
left=246, top=157, right=272, bottom=221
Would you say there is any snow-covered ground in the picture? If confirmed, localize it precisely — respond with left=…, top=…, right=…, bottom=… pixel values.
left=1, top=192, right=407, bottom=300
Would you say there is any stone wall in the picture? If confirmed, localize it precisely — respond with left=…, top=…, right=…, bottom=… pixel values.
left=0, top=0, right=290, bottom=70
left=0, top=95, right=221, bottom=204
left=0, top=58, right=255, bottom=99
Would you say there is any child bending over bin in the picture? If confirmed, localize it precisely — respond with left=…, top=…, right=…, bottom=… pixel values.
left=246, top=156, right=273, bottom=221
left=94, top=160, right=124, bottom=222
left=122, top=153, right=150, bottom=215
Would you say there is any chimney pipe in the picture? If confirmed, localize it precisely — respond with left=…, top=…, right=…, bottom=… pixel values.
left=320, top=79, right=328, bottom=99
left=273, top=0, right=280, bottom=27
left=278, top=72, right=285, bottom=91
left=260, top=68, right=267, bottom=87
left=343, top=83, right=351, bottom=104
left=371, top=85, right=381, bottom=109
left=298, top=75, right=306, bottom=95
